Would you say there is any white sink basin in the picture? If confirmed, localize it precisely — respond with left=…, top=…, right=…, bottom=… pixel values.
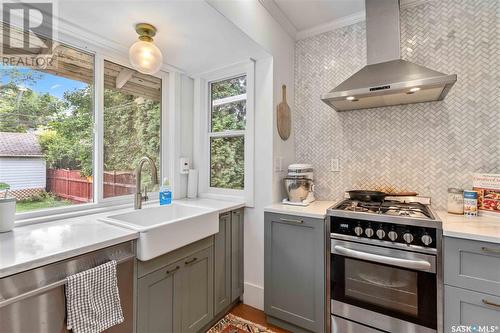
left=100, top=203, right=219, bottom=261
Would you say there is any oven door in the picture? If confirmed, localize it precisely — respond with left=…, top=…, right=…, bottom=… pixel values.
left=331, top=239, right=437, bottom=333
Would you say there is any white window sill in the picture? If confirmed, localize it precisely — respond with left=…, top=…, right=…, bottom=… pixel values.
left=198, top=192, right=252, bottom=207
left=15, top=197, right=159, bottom=228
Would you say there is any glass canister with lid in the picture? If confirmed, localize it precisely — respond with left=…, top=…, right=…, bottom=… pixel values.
left=447, top=188, right=464, bottom=214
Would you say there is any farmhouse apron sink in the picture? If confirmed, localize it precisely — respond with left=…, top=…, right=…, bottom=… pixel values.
left=100, top=203, right=219, bottom=261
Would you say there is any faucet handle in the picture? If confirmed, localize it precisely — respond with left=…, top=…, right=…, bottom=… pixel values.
left=142, top=186, right=149, bottom=202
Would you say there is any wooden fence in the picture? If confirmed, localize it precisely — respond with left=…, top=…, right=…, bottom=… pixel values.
left=47, top=169, right=136, bottom=203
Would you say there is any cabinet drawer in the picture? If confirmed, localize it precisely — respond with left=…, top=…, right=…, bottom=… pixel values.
left=444, top=237, right=500, bottom=295
left=445, top=285, right=500, bottom=331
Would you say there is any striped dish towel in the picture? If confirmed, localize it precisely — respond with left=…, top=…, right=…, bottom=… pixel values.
left=65, top=260, right=124, bottom=333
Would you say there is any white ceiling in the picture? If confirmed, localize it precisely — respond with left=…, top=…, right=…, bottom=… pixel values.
left=273, top=0, right=365, bottom=31
left=56, top=0, right=268, bottom=74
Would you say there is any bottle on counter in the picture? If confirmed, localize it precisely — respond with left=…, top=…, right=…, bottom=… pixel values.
left=159, top=178, right=172, bottom=206
left=463, top=190, right=478, bottom=217
left=447, top=188, right=464, bottom=214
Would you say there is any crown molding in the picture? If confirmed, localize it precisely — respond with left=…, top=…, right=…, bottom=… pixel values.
left=294, top=0, right=433, bottom=40
left=296, top=10, right=365, bottom=40
left=258, top=0, right=297, bottom=40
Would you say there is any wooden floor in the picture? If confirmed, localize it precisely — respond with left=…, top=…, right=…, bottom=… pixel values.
left=229, top=303, right=291, bottom=333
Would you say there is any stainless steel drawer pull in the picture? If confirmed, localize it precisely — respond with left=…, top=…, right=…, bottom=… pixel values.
left=166, top=266, right=180, bottom=275
left=185, top=257, right=197, bottom=265
left=279, top=218, right=303, bottom=224
left=482, top=299, right=500, bottom=308
left=481, top=247, right=500, bottom=254
left=0, top=254, right=135, bottom=309
left=334, top=245, right=432, bottom=271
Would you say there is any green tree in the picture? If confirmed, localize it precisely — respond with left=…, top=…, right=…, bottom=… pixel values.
left=0, top=83, right=64, bottom=132
left=209, top=76, right=246, bottom=189
left=38, top=86, right=94, bottom=176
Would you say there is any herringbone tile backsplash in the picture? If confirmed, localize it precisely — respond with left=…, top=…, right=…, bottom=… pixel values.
left=294, top=0, right=499, bottom=209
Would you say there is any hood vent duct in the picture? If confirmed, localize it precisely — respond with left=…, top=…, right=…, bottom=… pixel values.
left=321, top=0, right=457, bottom=112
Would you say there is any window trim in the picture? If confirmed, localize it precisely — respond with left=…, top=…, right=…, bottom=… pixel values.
left=12, top=36, right=171, bottom=222
left=194, top=61, right=255, bottom=206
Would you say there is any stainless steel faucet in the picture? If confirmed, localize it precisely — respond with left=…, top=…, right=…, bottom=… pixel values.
left=134, top=156, right=159, bottom=210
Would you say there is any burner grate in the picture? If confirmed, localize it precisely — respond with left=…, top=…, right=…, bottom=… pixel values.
left=336, top=199, right=433, bottom=219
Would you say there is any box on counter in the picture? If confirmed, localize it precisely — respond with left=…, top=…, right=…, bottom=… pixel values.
left=473, top=173, right=500, bottom=214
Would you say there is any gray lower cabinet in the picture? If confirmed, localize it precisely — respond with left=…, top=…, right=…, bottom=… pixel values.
left=137, top=259, right=183, bottom=333
left=231, top=209, right=244, bottom=302
left=214, top=213, right=232, bottom=313
left=137, top=239, right=214, bottom=333
left=444, top=236, right=500, bottom=332
left=445, top=285, right=500, bottom=329
left=181, top=246, right=214, bottom=333
left=264, top=212, right=326, bottom=333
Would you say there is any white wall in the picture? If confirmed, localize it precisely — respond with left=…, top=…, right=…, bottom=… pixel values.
left=0, top=158, right=46, bottom=190
left=167, top=72, right=195, bottom=199
left=206, top=0, right=296, bottom=310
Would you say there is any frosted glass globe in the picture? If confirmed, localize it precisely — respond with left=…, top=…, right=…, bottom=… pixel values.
left=128, top=40, right=163, bottom=75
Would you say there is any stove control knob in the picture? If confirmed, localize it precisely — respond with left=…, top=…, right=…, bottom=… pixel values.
left=388, top=230, right=398, bottom=242
left=421, top=234, right=433, bottom=246
left=365, top=227, right=374, bottom=238
left=376, top=228, right=386, bottom=240
left=403, top=232, right=414, bottom=244
left=354, top=226, right=363, bottom=237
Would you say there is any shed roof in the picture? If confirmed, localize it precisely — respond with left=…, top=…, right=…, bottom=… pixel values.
left=0, top=132, right=43, bottom=157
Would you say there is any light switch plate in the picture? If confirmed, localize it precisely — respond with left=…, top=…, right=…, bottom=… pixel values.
left=180, top=157, right=191, bottom=174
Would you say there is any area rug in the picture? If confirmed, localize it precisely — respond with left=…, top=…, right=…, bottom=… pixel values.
left=206, top=313, right=278, bottom=333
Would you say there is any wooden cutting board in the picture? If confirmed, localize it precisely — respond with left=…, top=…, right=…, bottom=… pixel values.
left=277, top=84, right=291, bottom=140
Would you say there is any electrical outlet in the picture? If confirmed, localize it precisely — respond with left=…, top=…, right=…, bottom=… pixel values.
left=331, top=158, right=340, bottom=172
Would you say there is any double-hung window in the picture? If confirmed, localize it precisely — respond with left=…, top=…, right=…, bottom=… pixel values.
left=197, top=62, right=254, bottom=205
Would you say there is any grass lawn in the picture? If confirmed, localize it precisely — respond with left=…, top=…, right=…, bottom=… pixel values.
left=16, top=197, right=72, bottom=213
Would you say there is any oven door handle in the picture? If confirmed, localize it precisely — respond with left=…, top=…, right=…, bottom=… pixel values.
left=333, top=245, right=432, bottom=271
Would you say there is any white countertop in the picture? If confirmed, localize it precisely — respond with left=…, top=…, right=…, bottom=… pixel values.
left=264, top=200, right=338, bottom=219
left=175, top=198, right=245, bottom=214
left=438, top=210, right=500, bottom=244
left=0, top=216, right=138, bottom=278
left=0, top=198, right=245, bottom=278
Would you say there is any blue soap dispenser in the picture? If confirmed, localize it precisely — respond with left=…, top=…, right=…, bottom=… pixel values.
left=159, top=178, right=172, bottom=205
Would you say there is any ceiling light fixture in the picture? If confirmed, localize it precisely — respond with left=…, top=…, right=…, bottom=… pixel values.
left=409, top=87, right=421, bottom=92
left=129, top=23, right=163, bottom=75
left=346, top=96, right=356, bottom=101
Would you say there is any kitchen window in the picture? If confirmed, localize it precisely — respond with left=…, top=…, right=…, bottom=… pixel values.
left=196, top=62, right=254, bottom=205
left=103, top=61, right=161, bottom=199
left=209, top=75, right=246, bottom=190
left=0, top=42, right=95, bottom=213
left=0, top=24, right=167, bottom=220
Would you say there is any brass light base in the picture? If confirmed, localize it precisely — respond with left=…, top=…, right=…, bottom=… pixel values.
left=135, top=23, right=157, bottom=42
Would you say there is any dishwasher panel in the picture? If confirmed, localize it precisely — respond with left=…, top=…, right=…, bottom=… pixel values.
left=0, top=241, right=135, bottom=333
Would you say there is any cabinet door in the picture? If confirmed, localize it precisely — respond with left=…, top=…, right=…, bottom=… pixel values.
left=445, top=285, right=500, bottom=331
left=214, top=213, right=231, bottom=313
left=181, top=246, right=214, bottom=333
left=444, top=237, right=500, bottom=295
left=231, top=209, right=244, bottom=302
left=137, top=260, right=182, bottom=333
left=264, top=213, right=325, bottom=333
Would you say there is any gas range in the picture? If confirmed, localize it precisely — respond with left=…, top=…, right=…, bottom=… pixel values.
left=328, top=196, right=441, bottom=230
left=328, top=196, right=443, bottom=333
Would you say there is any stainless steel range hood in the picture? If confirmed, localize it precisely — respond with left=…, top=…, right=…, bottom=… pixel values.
left=321, top=0, right=457, bottom=112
